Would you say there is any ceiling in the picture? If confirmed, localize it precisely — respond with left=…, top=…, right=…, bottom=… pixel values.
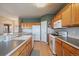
left=0, top=3, right=65, bottom=18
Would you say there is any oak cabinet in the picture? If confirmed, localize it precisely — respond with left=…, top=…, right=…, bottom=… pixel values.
left=63, top=42, right=79, bottom=56
left=72, top=4, right=79, bottom=26
left=62, top=4, right=72, bottom=27
left=50, top=18, right=54, bottom=28
left=63, top=48, right=74, bottom=56
left=56, top=38, right=79, bottom=56
left=21, top=22, right=40, bottom=28
left=62, top=3, right=79, bottom=27
left=11, top=37, right=32, bottom=56
left=51, top=3, right=79, bottom=28
left=55, top=38, right=63, bottom=56
left=55, top=12, right=62, bottom=21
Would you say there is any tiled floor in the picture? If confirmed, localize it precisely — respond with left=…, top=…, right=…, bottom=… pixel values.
left=31, top=41, right=53, bottom=56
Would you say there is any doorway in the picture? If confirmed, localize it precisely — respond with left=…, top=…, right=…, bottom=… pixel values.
left=4, top=24, right=11, bottom=33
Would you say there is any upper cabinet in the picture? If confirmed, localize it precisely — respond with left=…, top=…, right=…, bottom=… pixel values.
left=62, top=4, right=72, bottom=27
left=55, top=12, right=62, bottom=21
left=21, top=22, right=40, bottom=29
left=51, top=3, right=79, bottom=28
left=51, top=11, right=62, bottom=28
left=62, top=3, right=79, bottom=27
left=72, top=4, right=79, bottom=26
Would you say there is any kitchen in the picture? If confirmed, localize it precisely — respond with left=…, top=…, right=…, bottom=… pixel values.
left=0, top=3, right=79, bottom=56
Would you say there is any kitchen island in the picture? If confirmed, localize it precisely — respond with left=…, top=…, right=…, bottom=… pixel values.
left=0, top=35, right=32, bottom=56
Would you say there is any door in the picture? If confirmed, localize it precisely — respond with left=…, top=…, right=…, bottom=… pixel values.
left=41, top=20, right=47, bottom=43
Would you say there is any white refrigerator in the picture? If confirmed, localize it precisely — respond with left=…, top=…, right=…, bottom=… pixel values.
left=41, top=20, right=47, bottom=43
left=32, top=25, right=40, bottom=41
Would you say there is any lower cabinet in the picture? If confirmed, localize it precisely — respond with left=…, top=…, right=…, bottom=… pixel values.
left=11, top=37, right=32, bottom=56
left=56, top=38, right=79, bottom=56
left=55, top=38, right=63, bottom=56
left=63, top=42, right=79, bottom=56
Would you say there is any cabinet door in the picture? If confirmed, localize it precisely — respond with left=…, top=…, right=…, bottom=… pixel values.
left=63, top=42, right=79, bottom=56
left=19, top=49, right=27, bottom=56
left=56, top=12, right=62, bottom=20
left=74, top=4, right=79, bottom=25
left=62, top=4, right=72, bottom=27
left=55, top=39, right=63, bottom=56
left=63, top=48, right=74, bottom=56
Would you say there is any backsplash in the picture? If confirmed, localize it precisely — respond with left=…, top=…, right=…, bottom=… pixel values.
left=66, top=27, right=79, bottom=39
left=55, top=27, right=79, bottom=39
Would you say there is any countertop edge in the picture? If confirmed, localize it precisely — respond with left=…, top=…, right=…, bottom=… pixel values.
left=6, top=37, right=31, bottom=56
left=57, top=37, right=79, bottom=49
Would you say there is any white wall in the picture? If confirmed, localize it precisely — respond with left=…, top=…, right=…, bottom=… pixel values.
left=0, top=16, right=19, bottom=34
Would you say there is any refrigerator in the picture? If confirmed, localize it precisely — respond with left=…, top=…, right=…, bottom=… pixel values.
left=32, top=25, right=40, bottom=41
left=41, top=20, right=48, bottom=43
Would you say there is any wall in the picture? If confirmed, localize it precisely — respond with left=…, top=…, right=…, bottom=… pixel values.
left=41, top=14, right=53, bottom=23
left=0, top=16, right=19, bottom=34
left=55, top=27, right=79, bottom=39
left=65, top=27, right=79, bottom=39
left=19, top=18, right=41, bottom=23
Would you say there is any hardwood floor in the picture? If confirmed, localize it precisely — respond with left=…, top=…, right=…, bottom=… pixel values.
left=31, top=41, right=53, bottom=56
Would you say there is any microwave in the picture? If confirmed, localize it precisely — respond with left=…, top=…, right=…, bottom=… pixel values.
left=54, top=20, right=62, bottom=28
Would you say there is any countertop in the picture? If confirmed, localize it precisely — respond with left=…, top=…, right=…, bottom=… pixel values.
left=0, top=40, right=24, bottom=56
left=56, top=36, right=79, bottom=49
left=0, top=35, right=32, bottom=56
left=49, top=34, right=79, bottom=49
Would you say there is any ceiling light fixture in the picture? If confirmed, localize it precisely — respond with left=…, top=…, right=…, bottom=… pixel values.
left=34, top=3, right=48, bottom=8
